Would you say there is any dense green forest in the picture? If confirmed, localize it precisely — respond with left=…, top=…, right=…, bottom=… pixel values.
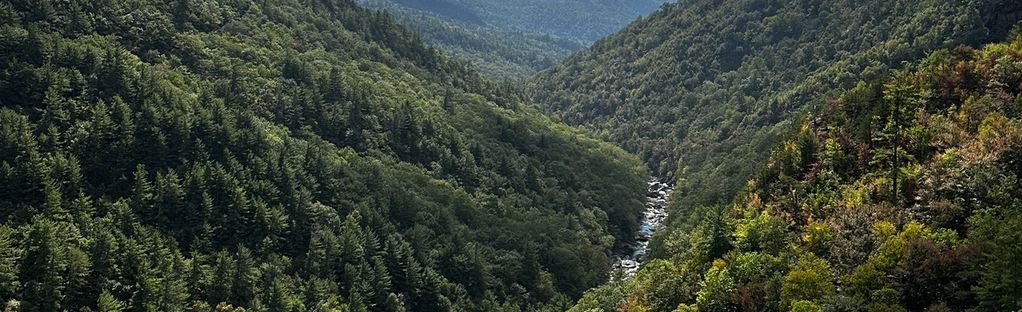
left=355, top=0, right=583, bottom=81
left=571, top=33, right=1022, bottom=312
left=356, top=0, right=667, bottom=80
left=530, top=0, right=1022, bottom=210
left=0, top=0, right=650, bottom=311
left=362, top=0, right=666, bottom=43
left=5, top=0, right=1022, bottom=311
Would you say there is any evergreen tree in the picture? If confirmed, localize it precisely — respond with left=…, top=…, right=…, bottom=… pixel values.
left=20, top=218, right=67, bottom=312
left=0, top=227, right=19, bottom=300
left=96, top=289, right=125, bottom=312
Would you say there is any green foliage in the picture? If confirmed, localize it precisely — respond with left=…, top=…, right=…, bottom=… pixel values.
left=780, top=255, right=835, bottom=311
left=362, top=0, right=665, bottom=42
left=653, top=204, right=734, bottom=263
left=631, top=259, right=700, bottom=312
left=567, top=279, right=628, bottom=312
left=0, top=0, right=649, bottom=310
left=790, top=300, right=823, bottom=312
left=96, top=290, right=125, bottom=312
left=569, top=26, right=1022, bottom=312
left=728, top=251, right=784, bottom=311
left=801, top=220, right=833, bottom=257
left=357, top=0, right=666, bottom=81
left=356, top=1, right=579, bottom=81
left=969, top=207, right=1022, bottom=310
left=695, top=260, right=737, bottom=312
left=530, top=0, right=1022, bottom=216
left=735, top=212, right=788, bottom=254
left=673, top=304, right=697, bottom=312
left=0, top=227, right=19, bottom=299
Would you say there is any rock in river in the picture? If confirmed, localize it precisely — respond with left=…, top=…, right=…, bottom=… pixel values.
left=612, top=178, right=672, bottom=279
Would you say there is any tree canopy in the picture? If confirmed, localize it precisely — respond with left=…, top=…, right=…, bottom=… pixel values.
left=0, top=0, right=648, bottom=310
left=357, top=0, right=668, bottom=80
left=571, top=32, right=1022, bottom=312
left=530, top=0, right=1022, bottom=211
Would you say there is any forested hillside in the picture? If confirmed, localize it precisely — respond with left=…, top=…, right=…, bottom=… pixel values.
left=362, top=0, right=666, bottom=43
left=355, top=0, right=583, bottom=81
left=0, top=0, right=648, bottom=311
left=571, top=33, right=1022, bottom=312
left=530, top=0, right=1022, bottom=210
left=356, top=0, right=667, bottom=80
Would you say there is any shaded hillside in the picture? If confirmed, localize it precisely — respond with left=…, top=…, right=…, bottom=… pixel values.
left=357, top=0, right=666, bottom=80
left=530, top=0, right=1022, bottom=209
left=571, top=32, right=1022, bottom=312
left=0, top=0, right=647, bottom=310
left=365, top=0, right=666, bottom=42
left=437, top=0, right=668, bottom=43
left=392, top=0, right=484, bottom=25
left=359, top=1, right=585, bottom=81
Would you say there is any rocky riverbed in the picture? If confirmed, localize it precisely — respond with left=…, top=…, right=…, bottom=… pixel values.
left=612, top=178, right=671, bottom=278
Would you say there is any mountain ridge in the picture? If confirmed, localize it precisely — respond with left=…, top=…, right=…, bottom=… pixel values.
left=570, top=31, right=1022, bottom=312
left=357, top=0, right=668, bottom=80
left=530, top=0, right=1022, bottom=211
left=0, top=0, right=647, bottom=310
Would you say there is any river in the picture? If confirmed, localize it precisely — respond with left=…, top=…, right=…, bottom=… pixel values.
left=612, top=178, right=672, bottom=278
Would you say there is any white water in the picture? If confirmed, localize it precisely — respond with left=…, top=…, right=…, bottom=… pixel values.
left=612, top=178, right=671, bottom=278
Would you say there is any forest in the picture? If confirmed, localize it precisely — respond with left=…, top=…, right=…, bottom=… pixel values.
left=3, top=0, right=1022, bottom=311
left=525, top=0, right=1022, bottom=310
left=356, top=0, right=667, bottom=80
left=530, top=0, right=1022, bottom=210
left=570, top=34, right=1022, bottom=312
left=354, top=0, right=583, bottom=81
left=0, top=0, right=649, bottom=311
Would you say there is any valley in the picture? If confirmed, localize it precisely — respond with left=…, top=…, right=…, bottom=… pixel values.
left=613, top=179, right=671, bottom=278
left=356, top=0, right=667, bottom=80
left=0, top=0, right=1021, bottom=311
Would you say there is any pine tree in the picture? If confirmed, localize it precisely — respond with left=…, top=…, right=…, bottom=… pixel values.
left=339, top=212, right=366, bottom=266
left=384, top=293, right=406, bottom=312
left=80, top=100, right=117, bottom=182
left=0, top=226, right=20, bottom=300
left=306, top=226, right=340, bottom=279
left=171, top=0, right=195, bottom=31
left=131, top=165, right=153, bottom=218
left=20, top=218, right=67, bottom=312
left=96, top=289, right=125, bottom=312
left=87, top=227, right=118, bottom=302
left=383, top=235, right=422, bottom=297
left=41, top=180, right=65, bottom=221
left=369, top=256, right=393, bottom=306
left=208, top=250, right=235, bottom=306
left=153, top=169, right=185, bottom=228
left=232, top=247, right=258, bottom=306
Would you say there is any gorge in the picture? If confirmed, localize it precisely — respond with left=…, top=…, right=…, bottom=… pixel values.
left=613, top=179, right=672, bottom=278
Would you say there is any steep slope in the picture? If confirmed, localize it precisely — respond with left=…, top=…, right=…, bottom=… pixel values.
left=0, top=0, right=646, bottom=310
left=363, top=0, right=667, bottom=43
left=356, top=0, right=667, bottom=80
left=356, top=0, right=583, bottom=81
left=571, top=32, right=1022, bottom=312
left=530, top=0, right=1022, bottom=209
